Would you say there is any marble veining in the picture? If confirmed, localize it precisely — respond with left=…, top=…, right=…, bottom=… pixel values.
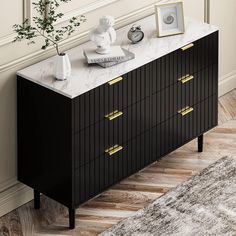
left=17, top=15, right=218, bottom=98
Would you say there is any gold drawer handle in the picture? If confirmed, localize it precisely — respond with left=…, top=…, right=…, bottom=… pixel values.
left=178, top=74, right=194, bottom=84
left=108, top=76, right=123, bottom=85
left=181, top=43, right=194, bottom=51
left=178, top=106, right=194, bottom=116
left=105, top=145, right=123, bottom=156
left=105, top=110, right=123, bottom=121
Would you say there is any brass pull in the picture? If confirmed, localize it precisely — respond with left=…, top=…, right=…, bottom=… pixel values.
left=105, top=110, right=123, bottom=121
left=105, top=145, right=123, bottom=156
left=178, top=106, right=194, bottom=116
left=181, top=43, right=194, bottom=51
left=178, top=74, right=194, bottom=84
left=108, top=76, right=123, bottom=85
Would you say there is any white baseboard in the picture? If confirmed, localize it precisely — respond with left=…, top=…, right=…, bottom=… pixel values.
left=0, top=2, right=235, bottom=218
left=0, top=178, right=18, bottom=193
left=0, top=183, right=33, bottom=217
left=219, top=70, right=236, bottom=97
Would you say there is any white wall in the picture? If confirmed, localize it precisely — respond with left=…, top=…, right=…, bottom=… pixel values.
left=209, top=0, right=236, bottom=96
left=0, top=0, right=232, bottom=216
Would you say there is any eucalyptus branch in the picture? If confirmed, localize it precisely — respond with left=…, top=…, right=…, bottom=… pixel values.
left=13, top=0, right=86, bottom=56
left=34, top=27, right=60, bottom=55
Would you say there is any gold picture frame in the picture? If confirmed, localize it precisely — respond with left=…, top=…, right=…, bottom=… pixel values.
left=155, top=2, right=185, bottom=37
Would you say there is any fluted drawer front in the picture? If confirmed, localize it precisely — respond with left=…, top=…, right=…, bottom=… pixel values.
left=179, top=32, right=218, bottom=76
left=74, top=63, right=153, bottom=132
left=74, top=75, right=126, bottom=133
left=73, top=32, right=218, bottom=207
left=151, top=31, right=218, bottom=94
left=74, top=32, right=218, bottom=133
left=75, top=97, right=151, bottom=168
left=74, top=62, right=218, bottom=168
left=157, top=95, right=218, bottom=157
left=75, top=131, right=151, bottom=206
left=152, top=64, right=218, bottom=127
left=75, top=95, right=218, bottom=206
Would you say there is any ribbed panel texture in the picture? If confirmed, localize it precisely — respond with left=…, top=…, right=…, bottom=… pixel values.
left=74, top=31, right=219, bottom=206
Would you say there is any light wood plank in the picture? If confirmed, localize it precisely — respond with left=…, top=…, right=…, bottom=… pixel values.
left=0, top=89, right=235, bottom=235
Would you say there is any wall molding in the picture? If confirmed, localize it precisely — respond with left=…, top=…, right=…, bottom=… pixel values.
left=0, top=34, right=16, bottom=48
left=204, top=0, right=210, bottom=23
left=219, top=70, right=236, bottom=97
left=57, top=0, right=120, bottom=25
left=0, top=0, right=120, bottom=48
left=0, top=2, right=157, bottom=73
left=204, top=0, right=236, bottom=96
left=0, top=0, right=31, bottom=48
left=27, top=0, right=121, bottom=25
left=23, top=0, right=31, bottom=21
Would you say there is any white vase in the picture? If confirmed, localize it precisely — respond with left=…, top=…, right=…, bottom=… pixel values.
left=55, top=53, right=71, bottom=81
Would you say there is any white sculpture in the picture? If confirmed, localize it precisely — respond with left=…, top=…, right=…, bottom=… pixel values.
left=90, top=16, right=116, bottom=54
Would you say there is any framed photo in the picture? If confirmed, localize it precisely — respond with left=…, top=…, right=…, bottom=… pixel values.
left=155, top=2, right=185, bottom=37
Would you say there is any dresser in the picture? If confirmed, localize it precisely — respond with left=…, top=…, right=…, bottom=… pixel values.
left=17, top=15, right=219, bottom=229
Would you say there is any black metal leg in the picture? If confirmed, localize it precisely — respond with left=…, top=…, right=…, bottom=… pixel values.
left=69, top=208, right=75, bottom=229
left=34, top=189, right=40, bottom=209
left=198, top=134, right=204, bottom=152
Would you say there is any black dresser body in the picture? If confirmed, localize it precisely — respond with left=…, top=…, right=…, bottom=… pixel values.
left=17, top=32, right=218, bottom=228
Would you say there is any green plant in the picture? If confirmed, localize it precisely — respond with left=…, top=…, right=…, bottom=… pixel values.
left=13, top=0, right=86, bottom=55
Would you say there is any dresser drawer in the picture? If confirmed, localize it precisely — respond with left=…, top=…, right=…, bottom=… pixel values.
left=194, top=64, right=218, bottom=100
left=74, top=33, right=218, bottom=132
left=75, top=131, right=151, bottom=205
left=74, top=64, right=152, bottom=132
left=151, top=32, right=218, bottom=94
left=152, top=64, right=217, bottom=127
left=158, top=95, right=218, bottom=156
left=74, top=75, right=126, bottom=132
left=75, top=97, right=151, bottom=168
left=179, top=32, right=218, bottom=76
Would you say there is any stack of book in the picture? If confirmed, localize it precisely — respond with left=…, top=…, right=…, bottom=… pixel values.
left=83, top=46, right=135, bottom=68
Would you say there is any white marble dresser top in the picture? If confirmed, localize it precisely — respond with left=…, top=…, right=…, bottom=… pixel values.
left=17, top=15, right=218, bottom=99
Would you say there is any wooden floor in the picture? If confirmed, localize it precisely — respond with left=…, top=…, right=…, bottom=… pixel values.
left=0, top=90, right=236, bottom=236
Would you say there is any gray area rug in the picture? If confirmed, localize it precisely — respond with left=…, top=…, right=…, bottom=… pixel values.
left=100, top=156, right=236, bottom=236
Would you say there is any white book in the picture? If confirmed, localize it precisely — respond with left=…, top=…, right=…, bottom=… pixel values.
left=84, top=46, right=125, bottom=64
left=97, top=49, right=135, bottom=68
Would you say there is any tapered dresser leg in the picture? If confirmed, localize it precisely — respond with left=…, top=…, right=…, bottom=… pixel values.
left=34, top=190, right=40, bottom=209
left=69, top=208, right=75, bottom=229
left=198, top=134, right=204, bottom=152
